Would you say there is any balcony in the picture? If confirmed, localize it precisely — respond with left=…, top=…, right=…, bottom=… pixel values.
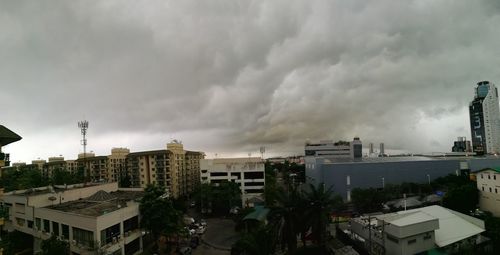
left=0, top=152, right=10, bottom=166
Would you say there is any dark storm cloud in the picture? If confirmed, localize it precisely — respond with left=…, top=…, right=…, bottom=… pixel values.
left=2, top=0, right=500, bottom=161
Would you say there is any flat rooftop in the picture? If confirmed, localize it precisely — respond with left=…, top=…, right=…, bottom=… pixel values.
left=45, top=190, right=144, bottom=217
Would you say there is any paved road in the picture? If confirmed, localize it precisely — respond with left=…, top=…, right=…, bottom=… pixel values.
left=202, top=218, right=240, bottom=250
left=193, top=243, right=230, bottom=255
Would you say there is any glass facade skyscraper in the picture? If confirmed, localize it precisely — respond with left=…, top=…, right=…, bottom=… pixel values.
left=469, top=81, right=500, bottom=155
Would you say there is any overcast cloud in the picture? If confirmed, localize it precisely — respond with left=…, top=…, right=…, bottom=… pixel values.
left=3, top=0, right=500, bottom=162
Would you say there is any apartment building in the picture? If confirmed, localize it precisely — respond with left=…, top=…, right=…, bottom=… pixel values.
left=125, top=141, right=203, bottom=198
left=200, top=157, right=265, bottom=206
left=1, top=182, right=143, bottom=255
left=107, top=148, right=129, bottom=182
left=476, top=168, right=500, bottom=216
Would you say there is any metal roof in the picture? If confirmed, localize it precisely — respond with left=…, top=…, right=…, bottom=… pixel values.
left=0, top=125, right=22, bottom=146
left=401, top=205, right=485, bottom=247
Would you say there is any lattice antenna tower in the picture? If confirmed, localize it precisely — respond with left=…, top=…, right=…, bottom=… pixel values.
left=78, top=120, right=89, bottom=157
left=260, top=146, right=265, bottom=159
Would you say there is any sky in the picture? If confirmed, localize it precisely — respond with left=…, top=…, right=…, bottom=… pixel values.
left=2, top=0, right=500, bottom=163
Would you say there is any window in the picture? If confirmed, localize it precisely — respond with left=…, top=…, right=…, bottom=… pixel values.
left=35, top=218, right=41, bottom=230
left=496, top=188, right=498, bottom=194
left=386, top=234, right=399, bottom=243
left=490, top=187, right=492, bottom=192
left=489, top=175, right=491, bottom=179
left=481, top=174, right=484, bottom=179
left=495, top=175, right=497, bottom=180
left=482, top=187, right=485, bottom=191
left=408, top=239, right=416, bottom=245
left=423, top=233, right=432, bottom=240
left=73, top=227, right=94, bottom=248
left=62, top=224, right=69, bottom=240
left=52, top=222, right=59, bottom=236
left=43, top=219, right=50, bottom=232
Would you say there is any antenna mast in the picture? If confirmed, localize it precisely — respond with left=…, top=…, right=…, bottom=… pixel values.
left=78, top=120, right=89, bottom=180
left=78, top=120, right=89, bottom=156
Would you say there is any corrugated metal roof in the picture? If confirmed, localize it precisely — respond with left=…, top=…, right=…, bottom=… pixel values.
left=401, top=205, right=485, bottom=247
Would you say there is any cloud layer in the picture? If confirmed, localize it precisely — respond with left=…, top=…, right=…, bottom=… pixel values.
left=3, top=0, right=500, bottom=162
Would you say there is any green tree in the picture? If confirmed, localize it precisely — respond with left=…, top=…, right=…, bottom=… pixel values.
left=442, top=183, right=478, bottom=214
left=139, top=185, right=183, bottom=254
left=40, top=235, right=69, bottom=255
left=51, top=168, right=76, bottom=185
left=351, top=188, right=385, bottom=213
left=304, top=183, right=343, bottom=247
left=119, top=175, right=132, bottom=188
left=232, top=226, right=276, bottom=255
left=264, top=168, right=278, bottom=206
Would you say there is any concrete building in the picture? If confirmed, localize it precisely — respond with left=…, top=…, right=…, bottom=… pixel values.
left=452, top=137, right=472, bottom=153
left=305, top=137, right=363, bottom=159
left=469, top=81, right=500, bottom=155
left=107, top=148, right=130, bottom=183
left=350, top=205, right=485, bottom=255
left=306, top=155, right=500, bottom=201
left=380, top=143, right=385, bottom=156
left=1, top=182, right=144, bottom=255
left=369, top=143, right=374, bottom=155
left=475, top=168, right=500, bottom=217
left=125, top=141, right=203, bottom=198
left=200, top=157, right=265, bottom=206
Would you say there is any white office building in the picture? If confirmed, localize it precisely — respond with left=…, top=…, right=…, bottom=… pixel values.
left=200, top=157, right=265, bottom=206
left=476, top=168, right=500, bottom=216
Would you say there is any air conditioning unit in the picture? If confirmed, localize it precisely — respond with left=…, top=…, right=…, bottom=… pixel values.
left=124, top=232, right=129, bottom=237
left=112, top=237, right=117, bottom=243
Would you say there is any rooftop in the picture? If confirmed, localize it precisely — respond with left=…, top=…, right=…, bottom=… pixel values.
left=0, top=125, right=22, bottom=147
left=398, top=205, right=484, bottom=247
left=46, top=190, right=144, bottom=217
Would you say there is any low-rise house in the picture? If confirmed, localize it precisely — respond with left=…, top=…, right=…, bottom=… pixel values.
left=350, top=205, right=486, bottom=255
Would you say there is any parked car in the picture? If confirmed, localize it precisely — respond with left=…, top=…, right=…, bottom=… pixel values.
left=178, top=246, right=192, bottom=255
left=196, top=226, right=206, bottom=235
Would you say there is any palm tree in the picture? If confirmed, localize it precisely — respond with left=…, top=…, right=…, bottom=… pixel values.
left=268, top=186, right=304, bottom=254
left=304, top=183, right=343, bottom=248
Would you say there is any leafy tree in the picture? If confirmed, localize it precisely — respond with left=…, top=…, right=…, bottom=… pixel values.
left=442, top=183, right=478, bottom=214
left=351, top=188, right=385, bottom=213
left=119, top=175, right=132, bottom=188
left=232, top=226, right=276, bottom=255
left=264, top=168, right=278, bottom=206
left=304, top=183, right=343, bottom=247
left=194, top=181, right=241, bottom=215
left=40, top=235, right=69, bottom=255
left=482, top=212, right=500, bottom=254
left=139, top=185, right=183, bottom=254
left=51, top=168, right=77, bottom=185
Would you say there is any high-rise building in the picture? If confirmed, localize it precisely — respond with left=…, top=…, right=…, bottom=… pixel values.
left=379, top=143, right=385, bottom=156
left=469, top=81, right=500, bottom=155
left=452, top=137, right=472, bottom=153
left=125, top=141, right=203, bottom=198
left=369, top=143, right=374, bottom=155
